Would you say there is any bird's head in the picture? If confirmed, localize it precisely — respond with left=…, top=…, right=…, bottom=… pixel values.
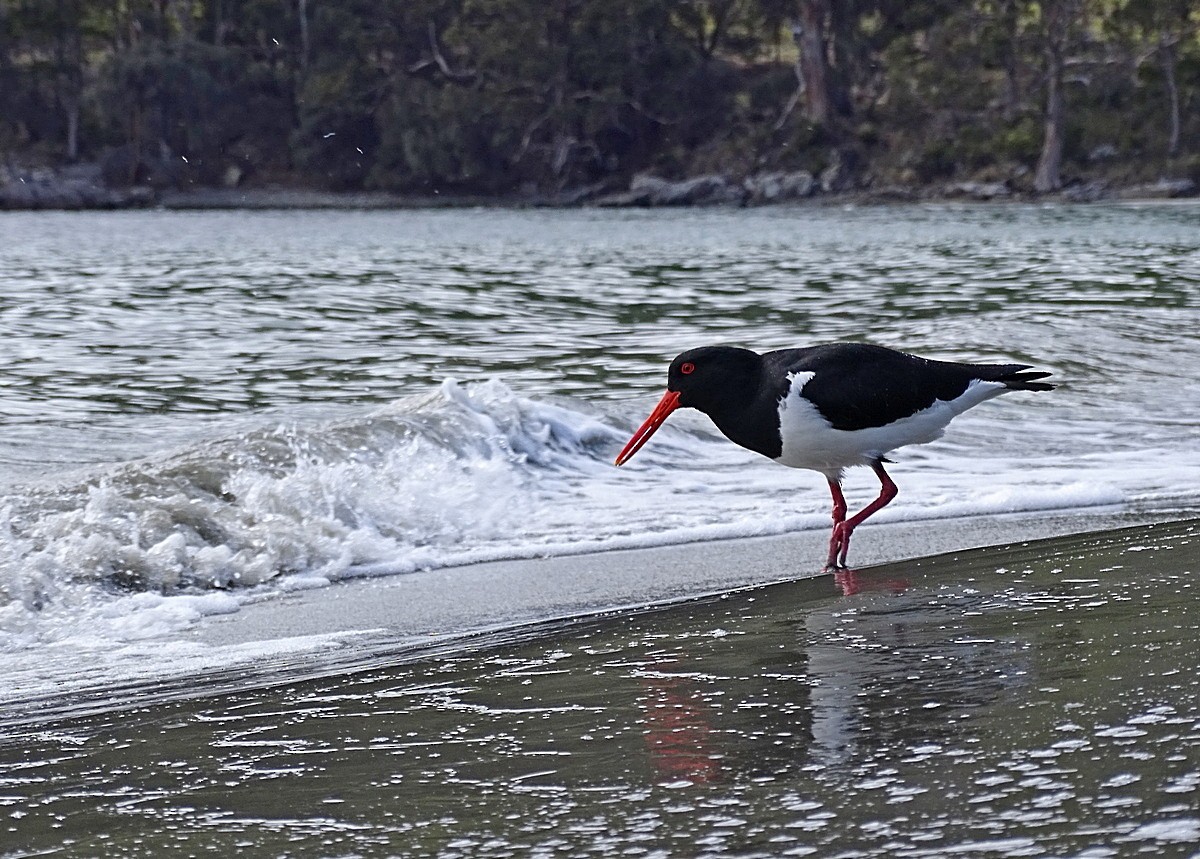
left=615, top=346, right=761, bottom=466
left=665, top=346, right=761, bottom=410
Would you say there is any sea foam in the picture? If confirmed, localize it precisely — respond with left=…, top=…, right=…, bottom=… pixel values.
left=0, top=378, right=1191, bottom=653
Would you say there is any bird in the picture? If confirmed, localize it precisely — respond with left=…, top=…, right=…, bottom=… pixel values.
left=614, top=343, right=1055, bottom=570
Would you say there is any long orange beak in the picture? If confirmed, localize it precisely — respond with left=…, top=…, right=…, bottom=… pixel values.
left=615, top=390, right=681, bottom=466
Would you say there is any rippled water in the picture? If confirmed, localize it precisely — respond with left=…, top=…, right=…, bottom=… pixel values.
left=2, top=204, right=1199, bottom=855
left=2, top=521, right=1196, bottom=856
left=1, top=202, right=1199, bottom=653
left=3, top=204, right=1198, bottom=451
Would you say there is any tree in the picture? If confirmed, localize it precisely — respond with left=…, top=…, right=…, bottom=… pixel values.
left=290, top=0, right=390, bottom=188
left=794, top=0, right=833, bottom=124
left=1034, top=0, right=1082, bottom=192
left=0, top=0, right=100, bottom=161
left=1110, top=0, right=1199, bottom=157
left=0, top=0, right=1192, bottom=195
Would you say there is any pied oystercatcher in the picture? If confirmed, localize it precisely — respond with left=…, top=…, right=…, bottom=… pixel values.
left=615, top=343, right=1055, bottom=569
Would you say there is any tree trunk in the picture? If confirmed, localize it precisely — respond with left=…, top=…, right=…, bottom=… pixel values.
left=795, top=0, right=831, bottom=125
left=1160, top=37, right=1180, bottom=156
left=66, top=99, right=79, bottom=161
left=1034, top=1, right=1074, bottom=193
left=298, top=0, right=310, bottom=71
left=212, top=0, right=225, bottom=46
left=1000, top=0, right=1021, bottom=120
left=55, top=0, right=84, bottom=162
left=1034, top=45, right=1064, bottom=192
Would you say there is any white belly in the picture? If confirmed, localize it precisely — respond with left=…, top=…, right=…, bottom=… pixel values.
left=775, top=372, right=1008, bottom=478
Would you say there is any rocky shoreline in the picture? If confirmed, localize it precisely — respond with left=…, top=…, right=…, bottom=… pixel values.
left=3, top=162, right=1197, bottom=211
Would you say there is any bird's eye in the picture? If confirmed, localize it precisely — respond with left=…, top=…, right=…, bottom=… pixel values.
left=680, top=362, right=696, bottom=375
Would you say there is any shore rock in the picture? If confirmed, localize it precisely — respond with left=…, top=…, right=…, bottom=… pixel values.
left=946, top=180, right=1011, bottom=201
left=1116, top=177, right=1197, bottom=199
left=597, top=173, right=744, bottom=207
left=819, top=148, right=862, bottom=194
left=1062, top=180, right=1109, bottom=203
left=742, top=171, right=815, bottom=203
left=0, top=164, right=154, bottom=210
left=864, top=184, right=920, bottom=202
left=6, top=163, right=1198, bottom=211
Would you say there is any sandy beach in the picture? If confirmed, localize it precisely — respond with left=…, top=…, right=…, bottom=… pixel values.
left=1, top=505, right=1187, bottom=728
left=2, top=511, right=1197, bottom=857
left=191, top=505, right=1186, bottom=655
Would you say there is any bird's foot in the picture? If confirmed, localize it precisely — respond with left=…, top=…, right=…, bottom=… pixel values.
left=826, top=521, right=855, bottom=570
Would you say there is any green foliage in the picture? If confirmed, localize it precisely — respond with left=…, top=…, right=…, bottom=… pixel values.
left=914, top=139, right=958, bottom=181
left=1, top=0, right=1196, bottom=191
left=369, top=84, right=512, bottom=191
left=993, top=116, right=1043, bottom=163
left=92, top=37, right=294, bottom=181
left=1178, top=153, right=1200, bottom=184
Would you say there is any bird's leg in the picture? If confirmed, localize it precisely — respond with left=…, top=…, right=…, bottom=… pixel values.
left=831, top=460, right=898, bottom=569
left=825, top=479, right=848, bottom=570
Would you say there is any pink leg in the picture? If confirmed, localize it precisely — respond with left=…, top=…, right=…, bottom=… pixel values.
left=829, top=461, right=898, bottom=569
left=825, top=479, right=848, bottom=569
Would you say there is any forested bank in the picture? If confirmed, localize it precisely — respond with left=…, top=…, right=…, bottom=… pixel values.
left=2, top=0, right=1198, bottom=208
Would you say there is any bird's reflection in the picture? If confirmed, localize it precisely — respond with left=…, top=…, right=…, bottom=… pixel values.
left=632, top=575, right=1031, bottom=782
left=637, top=667, right=721, bottom=784
left=832, top=567, right=911, bottom=596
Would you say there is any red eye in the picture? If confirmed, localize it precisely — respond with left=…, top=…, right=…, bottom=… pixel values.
left=680, top=362, right=696, bottom=375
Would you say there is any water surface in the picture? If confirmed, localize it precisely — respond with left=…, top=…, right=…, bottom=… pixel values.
left=1, top=520, right=1196, bottom=856
left=1, top=203, right=1198, bottom=694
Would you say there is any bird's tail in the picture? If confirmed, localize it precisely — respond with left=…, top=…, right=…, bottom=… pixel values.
left=979, top=364, right=1056, bottom=392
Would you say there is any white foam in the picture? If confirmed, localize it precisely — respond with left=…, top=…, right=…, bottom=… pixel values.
left=0, top=625, right=377, bottom=722
left=1123, top=818, right=1200, bottom=844
left=1, top=378, right=1197, bottom=686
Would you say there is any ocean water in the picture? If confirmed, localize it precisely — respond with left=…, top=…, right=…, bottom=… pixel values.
left=3, top=520, right=1197, bottom=856
left=0, top=203, right=1198, bottom=658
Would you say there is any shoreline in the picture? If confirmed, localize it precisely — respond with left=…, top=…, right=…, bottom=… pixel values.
left=3, top=174, right=1197, bottom=213
left=4, top=504, right=1189, bottom=723
left=160, top=174, right=1198, bottom=211
left=4, top=510, right=1196, bottom=855
left=191, top=504, right=1191, bottom=653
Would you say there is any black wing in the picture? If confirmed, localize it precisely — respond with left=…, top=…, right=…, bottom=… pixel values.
left=764, top=343, right=1050, bottom=431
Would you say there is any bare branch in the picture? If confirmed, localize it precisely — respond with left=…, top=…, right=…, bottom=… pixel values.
left=407, top=22, right=477, bottom=84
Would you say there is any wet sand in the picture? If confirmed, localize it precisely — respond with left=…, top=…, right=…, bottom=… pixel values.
left=193, top=505, right=1182, bottom=652
left=1, top=507, right=1192, bottom=727
left=1, top=514, right=1197, bottom=857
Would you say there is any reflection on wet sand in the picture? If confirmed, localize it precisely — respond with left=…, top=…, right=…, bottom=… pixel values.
left=638, top=666, right=722, bottom=784
left=634, top=565, right=1029, bottom=785
left=805, top=573, right=1030, bottom=766
left=0, top=520, right=1197, bottom=856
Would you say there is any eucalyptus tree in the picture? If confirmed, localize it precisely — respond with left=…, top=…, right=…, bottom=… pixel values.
left=1106, top=0, right=1198, bottom=157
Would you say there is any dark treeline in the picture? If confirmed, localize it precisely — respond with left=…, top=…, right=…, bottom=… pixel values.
left=1, top=0, right=1197, bottom=198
